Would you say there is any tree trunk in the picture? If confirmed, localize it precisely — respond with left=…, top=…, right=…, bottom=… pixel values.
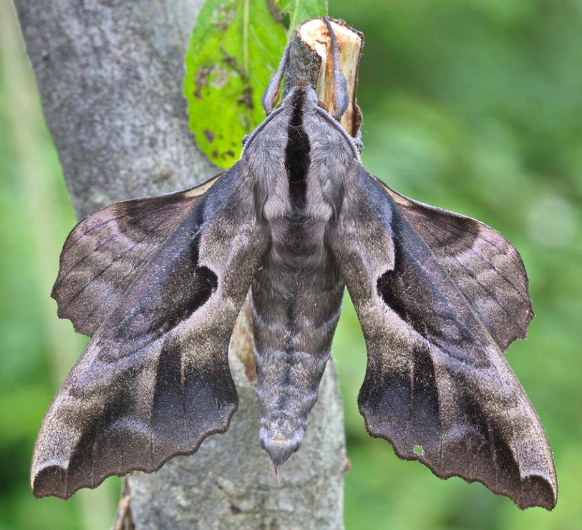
left=13, top=2, right=354, bottom=529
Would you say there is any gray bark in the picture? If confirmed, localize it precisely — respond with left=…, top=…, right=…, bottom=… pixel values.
left=13, top=2, right=347, bottom=529
left=13, top=0, right=216, bottom=219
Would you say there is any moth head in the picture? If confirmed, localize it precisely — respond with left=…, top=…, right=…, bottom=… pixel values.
left=281, top=84, right=318, bottom=111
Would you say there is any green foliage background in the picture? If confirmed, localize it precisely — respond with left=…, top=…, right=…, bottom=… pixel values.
left=1, top=0, right=581, bottom=529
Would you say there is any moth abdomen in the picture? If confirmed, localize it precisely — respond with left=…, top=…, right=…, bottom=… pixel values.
left=251, top=217, right=343, bottom=470
left=254, top=343, right=334, bottom=468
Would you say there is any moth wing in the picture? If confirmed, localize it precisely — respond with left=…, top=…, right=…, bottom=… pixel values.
left=377, top=180, right=534, bottom=352
left=331, top=167, right=557, bottom=510
left=32, top=164, right=268, bottom=499
left=52, top=174, right=220, bottom=336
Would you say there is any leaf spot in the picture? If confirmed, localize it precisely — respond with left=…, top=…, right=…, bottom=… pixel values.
left=203, top=130, right=215, bottom=143
left=194, top=66, right=213, bottom=99
left=210, top=65, right=231, bottom=90
left=221, top=51, right=254, bottom=110
left=211, top=3, right=236, bottom=30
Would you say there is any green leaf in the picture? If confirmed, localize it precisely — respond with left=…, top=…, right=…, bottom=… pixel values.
left=184, top=0, right=285, bottom=168
left=184, top=0, right=328, bottom=168
left=276, top=0, right=328, bottom=39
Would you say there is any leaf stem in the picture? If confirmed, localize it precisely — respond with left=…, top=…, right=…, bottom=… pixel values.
left=287, top=0, right=300, bottom=40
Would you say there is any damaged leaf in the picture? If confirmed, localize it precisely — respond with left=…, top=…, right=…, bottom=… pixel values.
left=184, top=0, right=327, bottom=167
left=185, top=0, right=285, bottom=167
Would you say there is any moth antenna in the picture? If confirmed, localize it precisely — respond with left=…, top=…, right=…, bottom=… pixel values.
left=261, top=41, right=292, bottom=115
left=323, top=17, right=349, bottom=122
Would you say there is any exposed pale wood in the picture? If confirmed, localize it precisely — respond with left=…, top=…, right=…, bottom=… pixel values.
left=285, top=18, right=363, bottom=136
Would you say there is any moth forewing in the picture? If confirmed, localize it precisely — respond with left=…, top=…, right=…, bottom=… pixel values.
left=32, top=165, right=269, bottom=499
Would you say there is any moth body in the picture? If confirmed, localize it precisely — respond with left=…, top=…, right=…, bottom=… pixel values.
left=244, top=87, right=352, bottom=467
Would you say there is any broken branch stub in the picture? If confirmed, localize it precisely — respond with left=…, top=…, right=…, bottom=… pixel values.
left=282, top=18, right=363, bottom=137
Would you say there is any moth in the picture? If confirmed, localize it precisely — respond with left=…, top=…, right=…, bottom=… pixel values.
left=31, top=19, right=557, bottom=510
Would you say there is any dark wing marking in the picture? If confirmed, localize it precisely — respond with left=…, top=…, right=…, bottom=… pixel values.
left=52, top=175, right=221, bottom=336
left=377, top=179, right=533, bottom=352
left=331, top=166, right=557, bottom=510
left=31, top=165, right=269, bottom=499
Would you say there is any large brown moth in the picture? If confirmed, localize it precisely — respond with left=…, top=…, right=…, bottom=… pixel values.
left=31, top=18, right=557, bottom=510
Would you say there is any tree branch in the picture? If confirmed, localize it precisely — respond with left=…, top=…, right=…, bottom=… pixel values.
left=13, top=3, right=361, bottom=528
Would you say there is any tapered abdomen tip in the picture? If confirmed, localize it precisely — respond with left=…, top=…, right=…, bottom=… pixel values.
left=260, top=424, right=304, bottom=471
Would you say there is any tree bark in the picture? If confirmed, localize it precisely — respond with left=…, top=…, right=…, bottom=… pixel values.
left=13, top=0, right=216, bottom=219
left=13, top=3, right=360, bottom=529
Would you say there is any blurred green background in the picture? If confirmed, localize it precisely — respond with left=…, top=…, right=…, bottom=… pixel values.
left=1, top=0, right=581, bottom=529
